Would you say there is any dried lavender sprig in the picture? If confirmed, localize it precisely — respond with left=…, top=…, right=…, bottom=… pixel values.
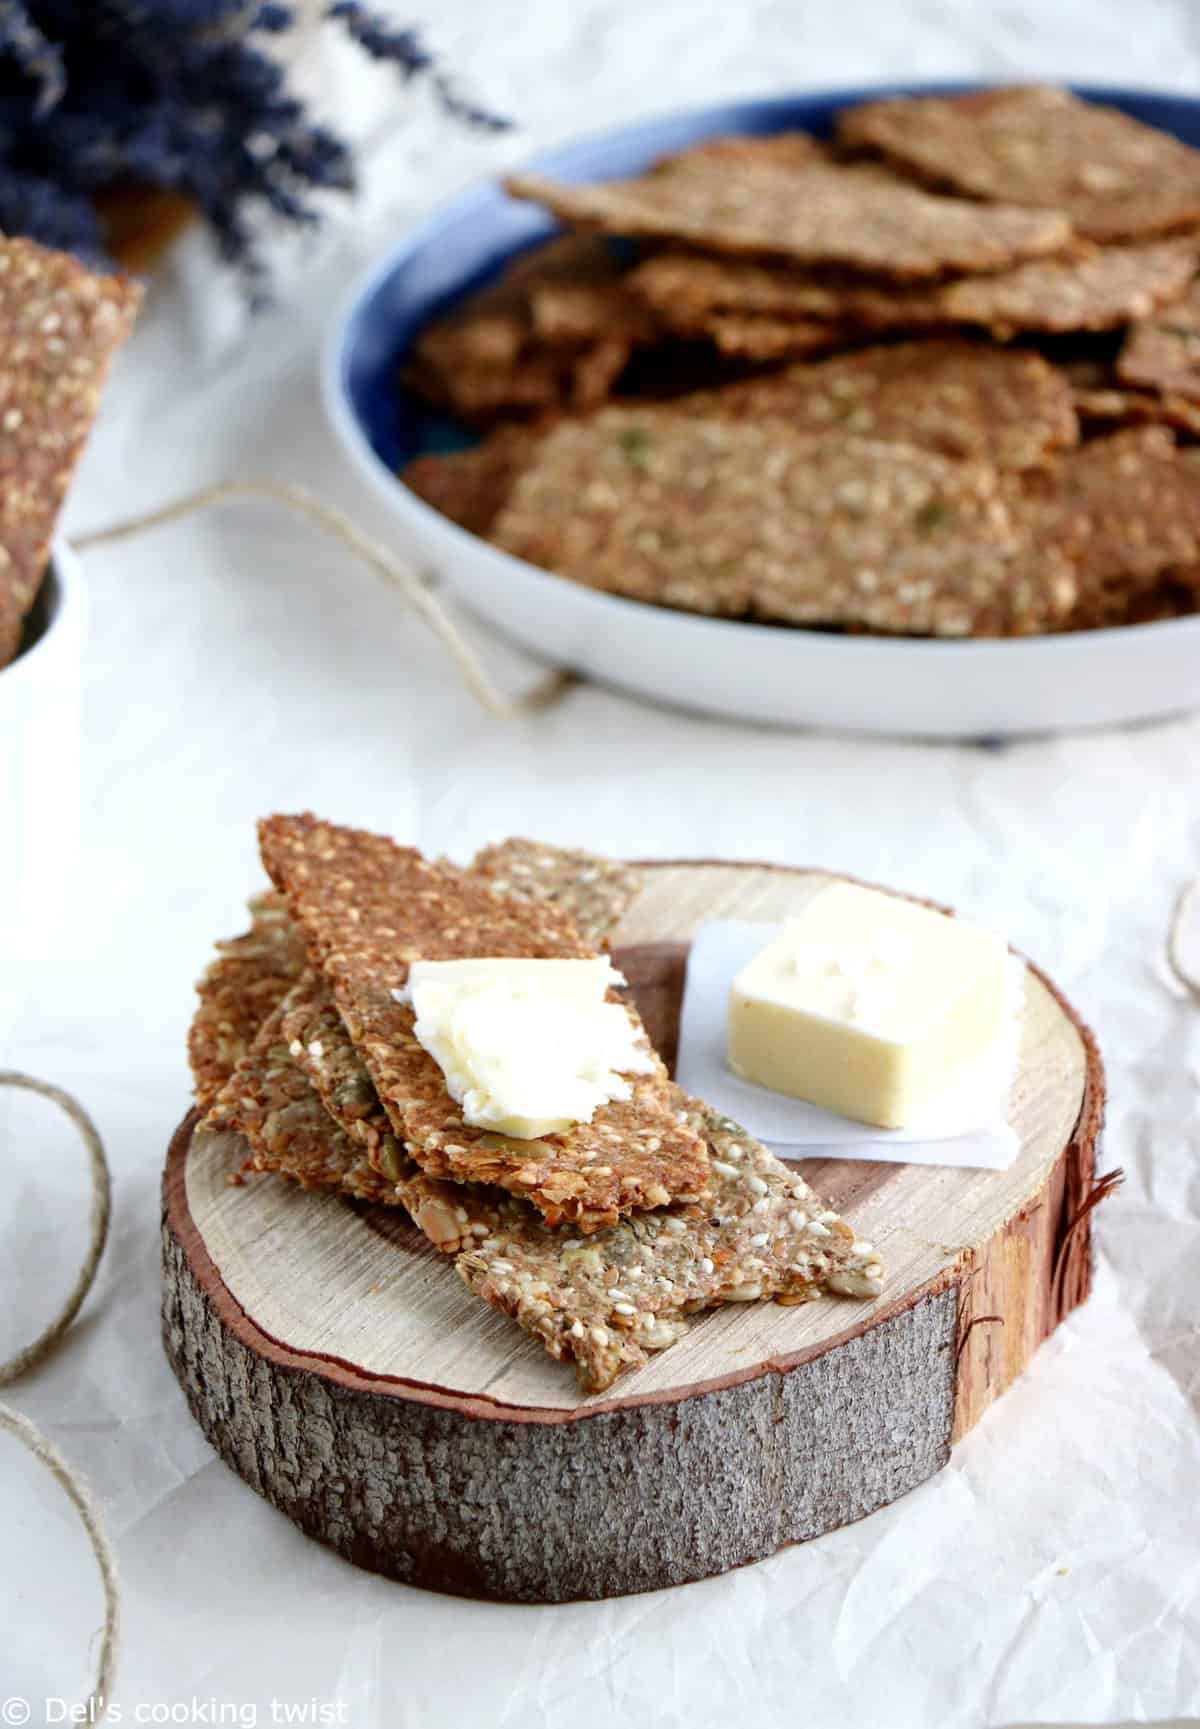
left=0, top=0, right=506, bottom=289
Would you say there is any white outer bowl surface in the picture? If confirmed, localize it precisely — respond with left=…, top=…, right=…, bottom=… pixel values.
left=0, top=541, right=85, bottom=1053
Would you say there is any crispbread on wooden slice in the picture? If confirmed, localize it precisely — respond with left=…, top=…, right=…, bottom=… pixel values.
left=490, top=412, right=1079, bottom=636
left=838, top=85, right=1200, bottom=243
left=0, top=236, right=141, bottom=669
left=505, top=158, right=1071, bottom=280
left=669, top=342, right=1078, bottom=472
left=631, top=237, right=1200, bottom=342
left=207, top=997, right=400, bottom=1206
left=453, top=1097, right=883, bottom=1393
left=206, top=998, right=883, bottom=1394
left=188, top=893, right=307, bottom=1110
left=471, top=838, right=645, bottom=944
left=258, top=814, right=709, bottom=1231
left=279, top=968, right=407, bottom=1180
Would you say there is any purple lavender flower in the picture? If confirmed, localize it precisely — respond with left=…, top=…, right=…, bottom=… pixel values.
left=0, top=0, right=506, bottom=289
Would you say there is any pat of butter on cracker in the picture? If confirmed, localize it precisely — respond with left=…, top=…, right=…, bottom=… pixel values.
left=727, top=883, right=1009, bottom=1129
left=396, top=956, right=655, bottom=1141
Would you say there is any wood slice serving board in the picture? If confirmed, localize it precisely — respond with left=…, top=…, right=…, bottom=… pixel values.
left=162, top=861, right=1106, bottom=1603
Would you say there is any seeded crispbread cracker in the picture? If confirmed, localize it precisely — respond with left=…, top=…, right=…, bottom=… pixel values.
left=207, top=996, right=400, bottom=1206
left=407, top=234, right=652, bottom=423
left=454, top=1095, right=883, bottom=1392
left=1071, top=383, right=1200, bottom=440
left=670, top=342, right=1077, bottom=472
left=401, top=426, right=543, bottom=536
left=505, top=156, right=1071, bottom=281
left=213, top=1001, right=883, bottom=1391
left=471, top=838, right=644, bottom=944
left=258, top=814, right=709, bottom=1231
left=279, top=967, right=409, bottom=1182
left=188, top=893, right=308, bottom=1110
left=0, top=236, right=141, bottom=669
left=491, top=410, right=1079, bottom=636
left=283, top=843, right=643, bottom=1177
left=632, top=237, right=1200, bottom=344
left=838, top=85, right=1200, bottom=243
left=1033, top=427, right=1200, bottom=622
left=1117, top=279, right=1200, bottom=402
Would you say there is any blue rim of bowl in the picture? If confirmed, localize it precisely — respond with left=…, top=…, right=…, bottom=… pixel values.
left=322, top=79, right=1200, bottom=660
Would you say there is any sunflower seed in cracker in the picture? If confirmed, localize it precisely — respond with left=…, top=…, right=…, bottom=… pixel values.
left=258, top=814, right=709, bottom=1231
left=1118, top=279, right=1200, bottom=402
left=505, top=156, right=1071, bottom=280
left=677, top=342, right=1077, bottom=471
left=491, top=410, right=1078, bottom=636
left=471, top=838, right=644, bottom=944
left=0, top=236, right=141, bottom=669
left=838, top=85, right=1200, bottom=243
left=188, top=893, right=308, bottom=1110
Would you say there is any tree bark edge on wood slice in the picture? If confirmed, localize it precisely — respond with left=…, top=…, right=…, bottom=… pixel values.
left=160, top=860, right=1107, bottom=1603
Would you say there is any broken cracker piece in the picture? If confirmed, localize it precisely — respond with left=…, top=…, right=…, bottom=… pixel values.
left=401, top=426, right=543, bottom=536
left=207, top=996, right=400, bottom=1206
left=407, top=234, right=650, bottom=423
left=0, top=236, right=141, bottom=670
left=188, top=893, right=307, bottom=1110
left=1034, top=426, right=1200, bottom=621
left=1118, top=279, right=1200, bottom=402
left=632, top=236, right=1199, bottom=343
left=838, top=85, right=1200, bottom=243
left=258, top=814, right=708, bottom=1231
left=471, top=838, right=644, bottom=944
left=505, top=156, right=1071, bottom=281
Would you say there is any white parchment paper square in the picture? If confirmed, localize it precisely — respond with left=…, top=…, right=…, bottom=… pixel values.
left=673, top=919, right=1025, bottom=1169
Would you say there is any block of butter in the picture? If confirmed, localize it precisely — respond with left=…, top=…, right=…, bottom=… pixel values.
left=397, top=956, right=654, bottom=1140
left=727, top=883, right=1009, bottom=1129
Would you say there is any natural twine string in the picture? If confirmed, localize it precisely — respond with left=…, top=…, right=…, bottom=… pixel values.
left=73, top=479, right=575, bottom=719
left=1168, top=878, right=1200, bottom=1002
left=0, top=1072, right=119, bottom=1721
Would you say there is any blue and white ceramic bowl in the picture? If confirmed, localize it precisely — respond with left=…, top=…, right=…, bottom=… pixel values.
left=323, top=83, right=1200, bottom=737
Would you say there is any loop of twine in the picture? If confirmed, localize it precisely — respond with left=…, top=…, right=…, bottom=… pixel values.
left=1167, top=877, right=1200, bottom=1003
left=0, top=1071, right=119, bottom=1719
left=73, top=479, right=575, bottom=720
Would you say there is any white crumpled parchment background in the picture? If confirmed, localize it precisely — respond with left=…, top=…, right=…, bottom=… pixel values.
left=4, top=3, right=1200, bottom=1723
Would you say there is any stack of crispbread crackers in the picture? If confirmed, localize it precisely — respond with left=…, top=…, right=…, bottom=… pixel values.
left=403, top=86, right=1200, bottom=637
left=189, top=816, right=883, bottom=1393
left=0, top=236, right=140, bottom=668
